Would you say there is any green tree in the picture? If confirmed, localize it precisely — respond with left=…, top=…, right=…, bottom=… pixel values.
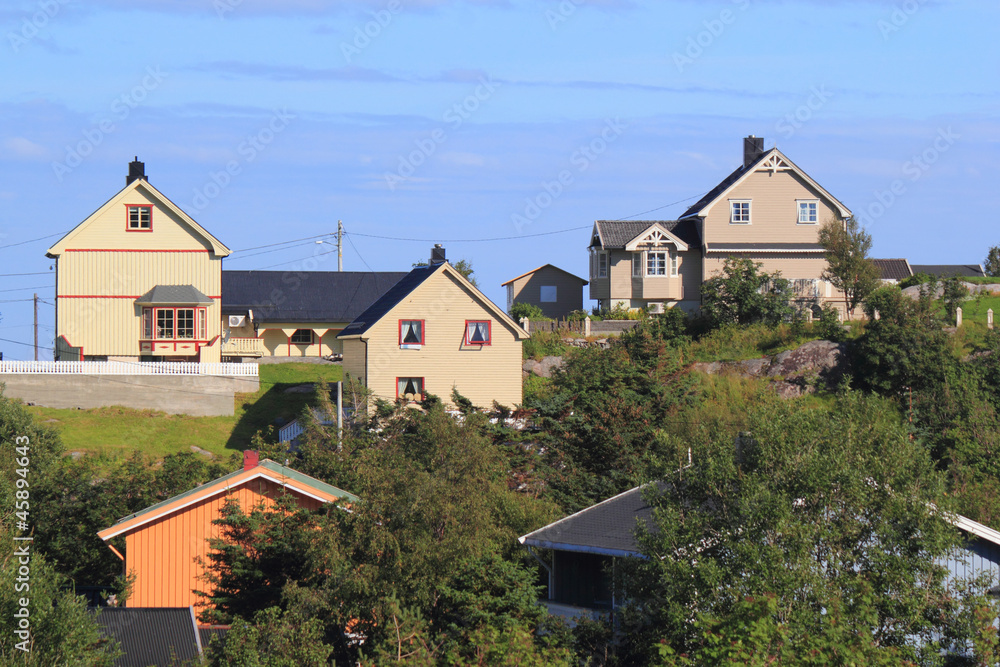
left=818, top=216, right=879, bottom=319
left=510, top=301, right=544, bottom=320
left=985, top=245, right=1000, bottom=277
left=941, top=273, right=969, bottom=320
left=700, top=256, right=792, bottom=327
left=413, top=258, right=478, bottom=287
left=206, top=606, right=333, bottom=667
left=620, top=393, right=981, bottom=665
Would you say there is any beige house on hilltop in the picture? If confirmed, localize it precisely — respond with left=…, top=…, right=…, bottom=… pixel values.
left=589, top=136, right=853, bottom=315
left=48, top=159, right=230, bottom=362
left=339, top=248, right=529, bottom=409
left=502, top=264, right=588, bottom=320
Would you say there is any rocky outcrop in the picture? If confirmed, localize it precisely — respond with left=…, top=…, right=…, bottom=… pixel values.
left=523, top=356, right=564, bottom=378
left=692, top=340, right=847, bottom=398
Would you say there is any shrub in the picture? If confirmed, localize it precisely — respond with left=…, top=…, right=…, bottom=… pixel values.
left=510, top=302, right=545, bottom=320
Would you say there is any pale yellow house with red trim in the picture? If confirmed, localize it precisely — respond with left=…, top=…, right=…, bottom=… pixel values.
left=338, top=252, right=530, bottom=410
left=97, top=453, right=357, bottom=609
left=47, top=159, right=230, bottom=362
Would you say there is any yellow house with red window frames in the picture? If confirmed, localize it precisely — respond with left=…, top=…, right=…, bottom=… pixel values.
left=338, top=247, right=530, bottom=410
left=47, top=159, right=231, bottom=362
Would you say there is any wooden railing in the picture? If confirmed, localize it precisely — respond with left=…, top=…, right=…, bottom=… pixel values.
left=221, top=337, right=266, bottom=358
left=0, top=361, right=258, bottom=376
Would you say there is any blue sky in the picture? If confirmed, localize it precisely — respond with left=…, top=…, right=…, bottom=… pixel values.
left=0, top=0, right=997, bottom=358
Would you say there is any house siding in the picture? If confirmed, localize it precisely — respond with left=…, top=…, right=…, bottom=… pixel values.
left=52, top=182, right=226, bottom=362
left=700, top=170, right=841, bottom=245
left=255, top=323, right=348, bottom=357
left=351, top=270, right=523, bottom=409
left=507, top=267, right=585, bottom=320
left=124, top=478, right=323, bottom=609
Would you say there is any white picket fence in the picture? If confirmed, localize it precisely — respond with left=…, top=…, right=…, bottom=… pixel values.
left=0, top=361, right=258, bottom=377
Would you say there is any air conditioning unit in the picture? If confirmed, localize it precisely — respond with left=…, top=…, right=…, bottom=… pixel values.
left=228, top=315, right=246, bottom=328
left=648, top=302, right=665, bottom=314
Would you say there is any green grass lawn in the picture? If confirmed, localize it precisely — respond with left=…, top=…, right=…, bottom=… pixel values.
left=25, top=363, right=343, bottom=459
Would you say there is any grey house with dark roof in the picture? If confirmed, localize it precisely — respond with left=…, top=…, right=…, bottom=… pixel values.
left=220, top=270, right=406, bottom=359
left=588, top=136, right=854, bottom=315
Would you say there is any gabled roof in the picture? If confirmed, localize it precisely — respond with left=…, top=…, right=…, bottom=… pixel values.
left=91, top=607, right=202, bottom=666
left=518, top=484, right=660, bottom=558
left=590, top=220, right=700, bottom=250
left=910, top=264, right=986, bottom=278
left=679, top=147, right=851, bottom=220
left=871, top=258, right=913, bottom=281
left=97, top=459, right=356, bottom=541
left=47, top=178, right=231, bottom=257
left=338, top=262, right=529, bottom=340
left=222, top=271, right=408, bottom=323
left=520, top=482, right=1000, bottom=559
left=501, top=264, right=588, bottom=287
left=136, top=285, right=214, bottom=306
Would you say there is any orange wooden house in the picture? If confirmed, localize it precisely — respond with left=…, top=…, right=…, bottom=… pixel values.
left=97, top=452, right=357, bottom=609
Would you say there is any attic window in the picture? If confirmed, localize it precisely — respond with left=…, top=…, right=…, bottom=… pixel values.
left=797, top=200, right=819, bottom=224
left=465, top=320, right=491, bottom=346
left=399, top=320, right=424, bottom=349
left=126, top=205, right=152, bottom=231
left=730, top=200, right=751, bottom=224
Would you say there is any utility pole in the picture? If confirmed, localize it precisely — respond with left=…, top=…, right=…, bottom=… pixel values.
left=33, top=293, right=38, bottom=361
left=337, top=220, right=343, bottom=271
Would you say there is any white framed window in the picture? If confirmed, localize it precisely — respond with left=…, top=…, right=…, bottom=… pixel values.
left=730, top=200, right=751, bottom=224
left=797, top=200, right=819, bottom=224
left=597, top=252, right=608, bottom=278
left=540, top=286, right=557, bottom=303
left=647, top=251, right=667, bottom=276
left=126, top=204, right=151, bottom=231
left=670, top=251, right=679, bottom=277
left=632, top=253, right=642, bottom=278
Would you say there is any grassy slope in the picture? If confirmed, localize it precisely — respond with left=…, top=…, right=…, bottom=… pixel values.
left=25, top=363, right=342, bottom=458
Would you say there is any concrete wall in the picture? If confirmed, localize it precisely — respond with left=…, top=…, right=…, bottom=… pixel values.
left=0, top=373, right=257, bottom=416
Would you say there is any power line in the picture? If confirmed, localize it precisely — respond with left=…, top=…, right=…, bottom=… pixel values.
left=344, top=232, right=374, bottom=273
left=346, top=226, right=590, bottom=243
left=610, top=193, right=705, bottom=221
left=0, top=271, right=53, bottom=277
left=225, top=239, right=322, bottom=261
left=0, top=285, right=53, bottom=294
left=231, top=233, right=333, bottom=253
left=0, top=298, right=35, bottom=304
left=254, top=248, right=338, bottom=271
left=0, top=230, right=70, bottom=251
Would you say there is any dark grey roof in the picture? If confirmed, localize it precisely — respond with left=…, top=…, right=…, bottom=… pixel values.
left=680, top=149, right=774, bottom=219
left=705, top=242, right=825, bottom=253
left=592, top=220, right=701, bottom=250
left=199, top=626, right=229, bottom=651
left=519, top=484, right=661, bottom=557
left=222, top=271, right=408, bottom=323
left=135, top=285, right=214, bottom=305
left=910, top=264, right=986, bottom=278
left=91, top=607, right=201, bottom=666
left=872, top=258, right=913, bottom=281
left=337, top=265, right=439, bottom=338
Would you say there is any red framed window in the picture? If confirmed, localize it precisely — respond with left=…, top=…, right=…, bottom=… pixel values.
left=290, top=329, right=313, bottom=344
left=396, top=377, right=424, bottom=401
left=464, top=320, right=491, bottom=345
left=399, top=320, right=424, bottom=348
left=126, top=205, right=152, bottom=231
left=142, top=306, right=208, bottom=340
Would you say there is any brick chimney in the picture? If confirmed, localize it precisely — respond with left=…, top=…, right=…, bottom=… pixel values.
left=243, top=450, right=259, bottom=471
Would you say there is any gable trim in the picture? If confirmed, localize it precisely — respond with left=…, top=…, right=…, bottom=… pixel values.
left=47, top=179, right=231, bottom=257
left=681, top=148, right=852, bottom=220
left=624, top=223, right=689, bottom=252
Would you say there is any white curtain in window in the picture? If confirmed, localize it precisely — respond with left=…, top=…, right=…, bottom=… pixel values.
left=398, top=377, right=422, bottom=398
left=400, top=321, right=422, bottom=344
left=467, top=321, right=489, bottom=344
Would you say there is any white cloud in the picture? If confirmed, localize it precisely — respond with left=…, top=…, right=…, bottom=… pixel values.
left=4, top=137, right=48, bottom=160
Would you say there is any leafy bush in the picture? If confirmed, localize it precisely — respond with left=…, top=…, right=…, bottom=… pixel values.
left=522, top=330, right=568, bottom=360
left=510, top=302, right=545, bottom=320
left=899, top=272, right=934, bottom=290
left=700, top=257, right=792, bottom=328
